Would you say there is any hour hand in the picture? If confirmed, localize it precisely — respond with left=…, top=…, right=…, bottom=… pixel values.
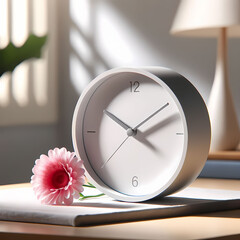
left=103, top=110, right=130, bottom=130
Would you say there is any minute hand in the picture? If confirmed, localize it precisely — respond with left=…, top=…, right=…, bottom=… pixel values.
left=133, top=102, right=169, bottom=130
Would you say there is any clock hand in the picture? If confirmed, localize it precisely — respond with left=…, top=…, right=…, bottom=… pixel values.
left=101, top=136, right=130, bottom=168
left=101, top=104, right=169, bottom=168
left=104, top=110, right=131, bottom=131
left=133, top=102, right=169, bottom=130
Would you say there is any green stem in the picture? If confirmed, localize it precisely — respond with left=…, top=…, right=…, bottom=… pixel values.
left=79, top=193, right=105, bottom=200
left=82, top=184, right=96, bottom=189
left=79, top=183, right=105, bottom=200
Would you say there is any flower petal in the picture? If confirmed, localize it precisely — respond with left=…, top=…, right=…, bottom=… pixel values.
left=31, top=147, right=85, bottom=205
left=64, top=195, right=73, bottom=205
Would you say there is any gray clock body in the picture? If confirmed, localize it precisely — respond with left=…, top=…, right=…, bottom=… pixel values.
left=72, top=67, right=211, bottom=202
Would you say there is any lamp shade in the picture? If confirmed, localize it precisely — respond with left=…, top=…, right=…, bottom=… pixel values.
left=171, top=0, right=240, bottom=37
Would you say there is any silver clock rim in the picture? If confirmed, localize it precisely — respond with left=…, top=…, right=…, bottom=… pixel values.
left=72, top=67, right=210, bottom=202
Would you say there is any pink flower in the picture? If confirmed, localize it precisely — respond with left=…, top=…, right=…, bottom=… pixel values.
left=31, top=147, right=85, bottom=205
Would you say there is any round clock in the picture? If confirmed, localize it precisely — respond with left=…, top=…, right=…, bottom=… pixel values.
left=72, top=67, right=211, bottom=202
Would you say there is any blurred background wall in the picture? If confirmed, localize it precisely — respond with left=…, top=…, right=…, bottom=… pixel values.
left=1, top=0, right=240, bottom=184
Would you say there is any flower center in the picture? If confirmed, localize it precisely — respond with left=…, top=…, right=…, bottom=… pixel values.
left=52, top=170, right=69, bottom=189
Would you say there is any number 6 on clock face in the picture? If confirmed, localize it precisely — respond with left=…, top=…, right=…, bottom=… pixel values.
left=72, top=67, right=211, bottom=202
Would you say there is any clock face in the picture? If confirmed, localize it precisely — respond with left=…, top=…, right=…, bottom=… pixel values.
left=81, top=72, right=187, bottom=198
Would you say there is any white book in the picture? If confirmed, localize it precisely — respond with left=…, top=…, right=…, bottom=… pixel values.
left=0, top=185, right=240, bottom=226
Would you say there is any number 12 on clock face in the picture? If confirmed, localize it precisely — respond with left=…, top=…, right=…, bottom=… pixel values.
left=130, top=81, right=140, bottom=92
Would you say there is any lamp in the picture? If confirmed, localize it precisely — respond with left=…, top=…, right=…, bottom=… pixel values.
left=170, top=0, right=240, bottom=152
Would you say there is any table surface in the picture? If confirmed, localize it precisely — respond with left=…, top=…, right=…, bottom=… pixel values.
left=1, top=178, right=240, bottom=240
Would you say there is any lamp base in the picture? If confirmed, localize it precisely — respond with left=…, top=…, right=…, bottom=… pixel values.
left=208, top=28, right=239, bottom=152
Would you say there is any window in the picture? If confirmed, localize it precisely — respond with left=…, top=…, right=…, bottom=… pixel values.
left=0, top=0, right=57, bottom=125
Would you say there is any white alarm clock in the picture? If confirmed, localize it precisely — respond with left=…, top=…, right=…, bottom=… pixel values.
left=72, top=67, right=211, bottom=202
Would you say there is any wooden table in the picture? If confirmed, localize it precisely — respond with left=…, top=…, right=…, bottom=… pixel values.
left=1, top=178, right=240, bottom=240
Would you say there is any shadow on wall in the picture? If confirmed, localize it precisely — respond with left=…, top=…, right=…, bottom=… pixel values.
left=57, top=0, right=217, bottom=151
left=67, top=0, right=215, bottom=97
left=69, top=0, right=110, bottom=95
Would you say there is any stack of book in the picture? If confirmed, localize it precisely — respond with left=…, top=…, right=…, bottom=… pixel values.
left=199, top=151, right=240, bottom=179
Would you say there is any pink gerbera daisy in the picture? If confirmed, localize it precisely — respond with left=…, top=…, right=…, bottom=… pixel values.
left=31, top=147, right=85, bottom=205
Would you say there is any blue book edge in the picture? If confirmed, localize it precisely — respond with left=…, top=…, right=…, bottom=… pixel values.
left=199, top=160, right=240, bottom=179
